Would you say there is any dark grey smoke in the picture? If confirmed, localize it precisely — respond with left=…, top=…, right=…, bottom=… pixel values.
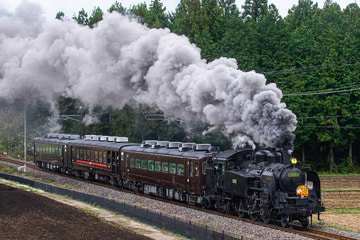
left=0, top=2, right=297, bottom=150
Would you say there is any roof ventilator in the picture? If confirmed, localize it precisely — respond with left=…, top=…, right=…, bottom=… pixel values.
left=179, top=143, right=195, bottom=152
left=141, top=140, right=157, bottom=148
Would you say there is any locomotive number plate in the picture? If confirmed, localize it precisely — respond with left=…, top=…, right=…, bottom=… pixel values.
left=287, top=172, right=300, bottom=177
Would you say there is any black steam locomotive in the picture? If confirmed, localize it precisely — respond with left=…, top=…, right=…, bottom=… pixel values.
left=32, top=133, right=324, bottom=228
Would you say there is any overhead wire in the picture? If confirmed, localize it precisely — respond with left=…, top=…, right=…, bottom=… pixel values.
left=261, top=57, right=360, bottom=75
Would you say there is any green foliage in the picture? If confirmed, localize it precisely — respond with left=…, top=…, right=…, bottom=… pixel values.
left=73, top=8, right=89, bottom=26
left=88, top=7, right=104, bottom=28
left=55, top=11, right=64, bottom=20
left=108, top=1, right=127, bottom=14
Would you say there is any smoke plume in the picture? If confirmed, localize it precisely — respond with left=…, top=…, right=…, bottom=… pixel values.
left=0, top=2, right=297, bottom=149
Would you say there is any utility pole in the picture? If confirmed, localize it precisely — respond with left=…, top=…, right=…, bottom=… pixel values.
left=19, top=102, right=27, bottom=172
left=80, top=106, right=85, bottom=138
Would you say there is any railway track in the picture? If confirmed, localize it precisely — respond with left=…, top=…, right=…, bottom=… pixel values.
left=0, top=156, right=358, bottom=240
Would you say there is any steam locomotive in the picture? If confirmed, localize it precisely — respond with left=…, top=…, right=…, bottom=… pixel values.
left=32, top=133, right=324, bottom=228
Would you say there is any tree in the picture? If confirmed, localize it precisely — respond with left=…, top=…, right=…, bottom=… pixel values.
left=144, top=0, right=168, bottom=28
left=130, top=3, right=148, bottom=24
left=73, top=8, right=89, bottom=26
left=241, top=0, right=268, bottom=22
left=88, top=7, right=104, bottom=28
left=108, top=1, right=127, bottom=15
left=55, top=11, right=64, bottom=20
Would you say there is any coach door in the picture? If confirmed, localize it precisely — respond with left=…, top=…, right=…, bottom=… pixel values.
left=187, top=160, right=197, bottom=192
left=109, top=150, right=119, bottom=175
left=61, top=145, right=66, bottom=167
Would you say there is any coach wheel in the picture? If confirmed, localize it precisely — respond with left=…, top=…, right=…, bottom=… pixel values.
left=110, top=177, right=117, bottom=186
left=201, top=198, right=211, bottom=209
left=281, top=214, right=289, bottom=228
left=300, top=217, right=309, bottom=228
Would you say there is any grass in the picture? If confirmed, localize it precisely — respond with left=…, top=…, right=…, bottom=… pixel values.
left=325, top=209, right=360, bottom=214
left=319, top=173, right=360, bottom=177
left=319, top=223, right=357, bottom=233
left=0, top=164, right=18, bottom=174
left=322, top=188, right=360, bottom=192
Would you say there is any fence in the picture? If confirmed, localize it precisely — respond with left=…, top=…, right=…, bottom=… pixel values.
left=0, top=172, right=248, bottom=240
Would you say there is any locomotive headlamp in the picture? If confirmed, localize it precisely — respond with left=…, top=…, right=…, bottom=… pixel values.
left=291, top=158, right=297, bottom=165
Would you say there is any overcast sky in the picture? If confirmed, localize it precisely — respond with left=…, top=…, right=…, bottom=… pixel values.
left=1, top=0, right=357, bottom=21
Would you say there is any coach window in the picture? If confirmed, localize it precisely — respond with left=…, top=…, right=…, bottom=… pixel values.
left=141, top=159, right=147, bottom=170
left=169, top=163, right=176, bottom=174
left=88, top=150, right=91, bottom=161
left=190, top=162, right=193, bottom=177
left=103, top=152, right=106, bottom=164
left=177, top=164, right=184, bottom=175
left=95, top=151, right=99, bottom=162
left=135, top=159, right=141, bottom=168
left=112, top=151, right=116, bottom=163
left=148, top=160, right=154, bottom=171
left=155, top=161, right=161, bottom=172
left=79, top=149, right=83, bottom=160
left=91, top=150, right=95, bottom=161
left=107, top=151, right=111, bottom=163
left=162, top=162, right=168, bottom=173
left=195, top=163, right=199, bottom=176
left=130, top=158, right=135, bottom=168
left=98, top=151, right=102, bottom=163
left=202, top=162, right=207, bottom=175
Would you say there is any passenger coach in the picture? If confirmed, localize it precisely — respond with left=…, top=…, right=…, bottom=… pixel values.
left=121, top=141, right=212, bottom=204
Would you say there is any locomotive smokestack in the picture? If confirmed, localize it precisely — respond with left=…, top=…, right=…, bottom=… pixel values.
left=0, top=3, right=297, bottom=150
left=282, top=150, right=292, bottom=165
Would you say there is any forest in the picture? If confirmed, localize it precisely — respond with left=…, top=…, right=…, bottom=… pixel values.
left=1, top=0, right=360, bottom=173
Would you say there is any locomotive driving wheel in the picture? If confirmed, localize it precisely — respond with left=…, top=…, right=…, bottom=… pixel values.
left=300, top=217, right=309, bottom=228
left=260, top=209, right=270, bottom=224
left=237, top=200, right=246, bottom=218
left=281, top=214, right=289, bottom=228
left=249, top=212, right=259, bottom=221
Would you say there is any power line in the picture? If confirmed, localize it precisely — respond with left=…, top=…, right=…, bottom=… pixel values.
left=299, top=126, right=360, bottom=129
left=299, top=113, right=360, bottom=119
left=284, top=86, right=360, bottom=96
left=262, top=57, right=360, bottom=75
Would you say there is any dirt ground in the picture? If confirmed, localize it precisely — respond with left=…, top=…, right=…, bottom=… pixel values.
left=317, top=175, right=360, bottom=232
left=0, top=181, right=182, bottom=240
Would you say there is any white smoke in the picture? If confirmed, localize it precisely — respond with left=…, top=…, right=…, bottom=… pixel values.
left=0, top=2, right=297, bottom=149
